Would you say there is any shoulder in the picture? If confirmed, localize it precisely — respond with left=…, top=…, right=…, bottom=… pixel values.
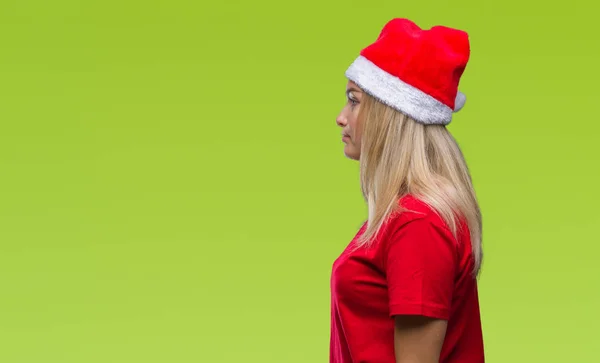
left=388, top=194, right=451, bottom=232
left=377, top=194, right=459, bottom=253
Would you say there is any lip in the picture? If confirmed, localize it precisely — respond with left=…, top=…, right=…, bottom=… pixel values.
left=342, top=135, right=350, bottom=141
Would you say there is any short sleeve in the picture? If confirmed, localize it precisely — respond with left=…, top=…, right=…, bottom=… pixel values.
left=385, top=217, right=457, bottom=320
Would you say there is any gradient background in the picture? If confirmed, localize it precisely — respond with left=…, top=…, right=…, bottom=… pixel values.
left=1, top=1, right=598, bottom=362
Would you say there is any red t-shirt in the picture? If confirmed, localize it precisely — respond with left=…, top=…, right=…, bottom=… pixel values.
left=330, top=195, right=484, bottom=363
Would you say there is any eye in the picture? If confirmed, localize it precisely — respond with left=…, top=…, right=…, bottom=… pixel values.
left=347, top=95, right=359, bottom=107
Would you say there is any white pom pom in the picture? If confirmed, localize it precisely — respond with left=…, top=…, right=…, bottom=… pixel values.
left=454, top=91, right=466, bottom=112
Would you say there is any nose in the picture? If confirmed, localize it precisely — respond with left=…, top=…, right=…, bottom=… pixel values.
left=336, top=112, right=346, bottom=127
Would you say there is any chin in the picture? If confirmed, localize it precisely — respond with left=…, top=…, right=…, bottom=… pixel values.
left=344, top=146, right=360, bottom=161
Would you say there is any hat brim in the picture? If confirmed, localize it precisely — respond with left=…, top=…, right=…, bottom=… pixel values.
left=346, top=55, right=466, bottom=125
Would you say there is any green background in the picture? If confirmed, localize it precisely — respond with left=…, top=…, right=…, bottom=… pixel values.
left=1, top=0, right=598, bottom=362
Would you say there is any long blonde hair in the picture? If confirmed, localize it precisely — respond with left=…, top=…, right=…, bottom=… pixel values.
left=356, top=92, right=483, bottom=277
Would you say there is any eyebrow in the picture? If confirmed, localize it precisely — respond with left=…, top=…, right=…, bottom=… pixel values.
left=346, top=87, right=362, bottom=97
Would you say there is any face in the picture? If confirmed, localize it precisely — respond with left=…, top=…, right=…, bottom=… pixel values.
left=336, top=81, right=364, bottom=160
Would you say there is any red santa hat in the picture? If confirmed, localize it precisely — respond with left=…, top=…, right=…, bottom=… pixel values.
left=345, top=18, right=471, bottom=125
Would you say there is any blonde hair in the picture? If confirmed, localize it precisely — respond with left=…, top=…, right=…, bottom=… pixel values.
left=356, top=93, right=483, bottom=277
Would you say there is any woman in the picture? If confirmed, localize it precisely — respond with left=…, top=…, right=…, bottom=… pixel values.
left=330, top=18, right=485, bottom=363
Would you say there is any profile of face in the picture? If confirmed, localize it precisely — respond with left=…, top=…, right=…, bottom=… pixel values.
left=336, top=81, right=363, bottom=160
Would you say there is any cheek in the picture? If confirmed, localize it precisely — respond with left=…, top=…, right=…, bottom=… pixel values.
left=349, top=115, right=361, bottom=141
left=347, top=114, right=358, bottom=133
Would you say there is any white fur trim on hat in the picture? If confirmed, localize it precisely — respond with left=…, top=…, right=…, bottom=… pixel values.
left=345, top=55, right=466, bottom=125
